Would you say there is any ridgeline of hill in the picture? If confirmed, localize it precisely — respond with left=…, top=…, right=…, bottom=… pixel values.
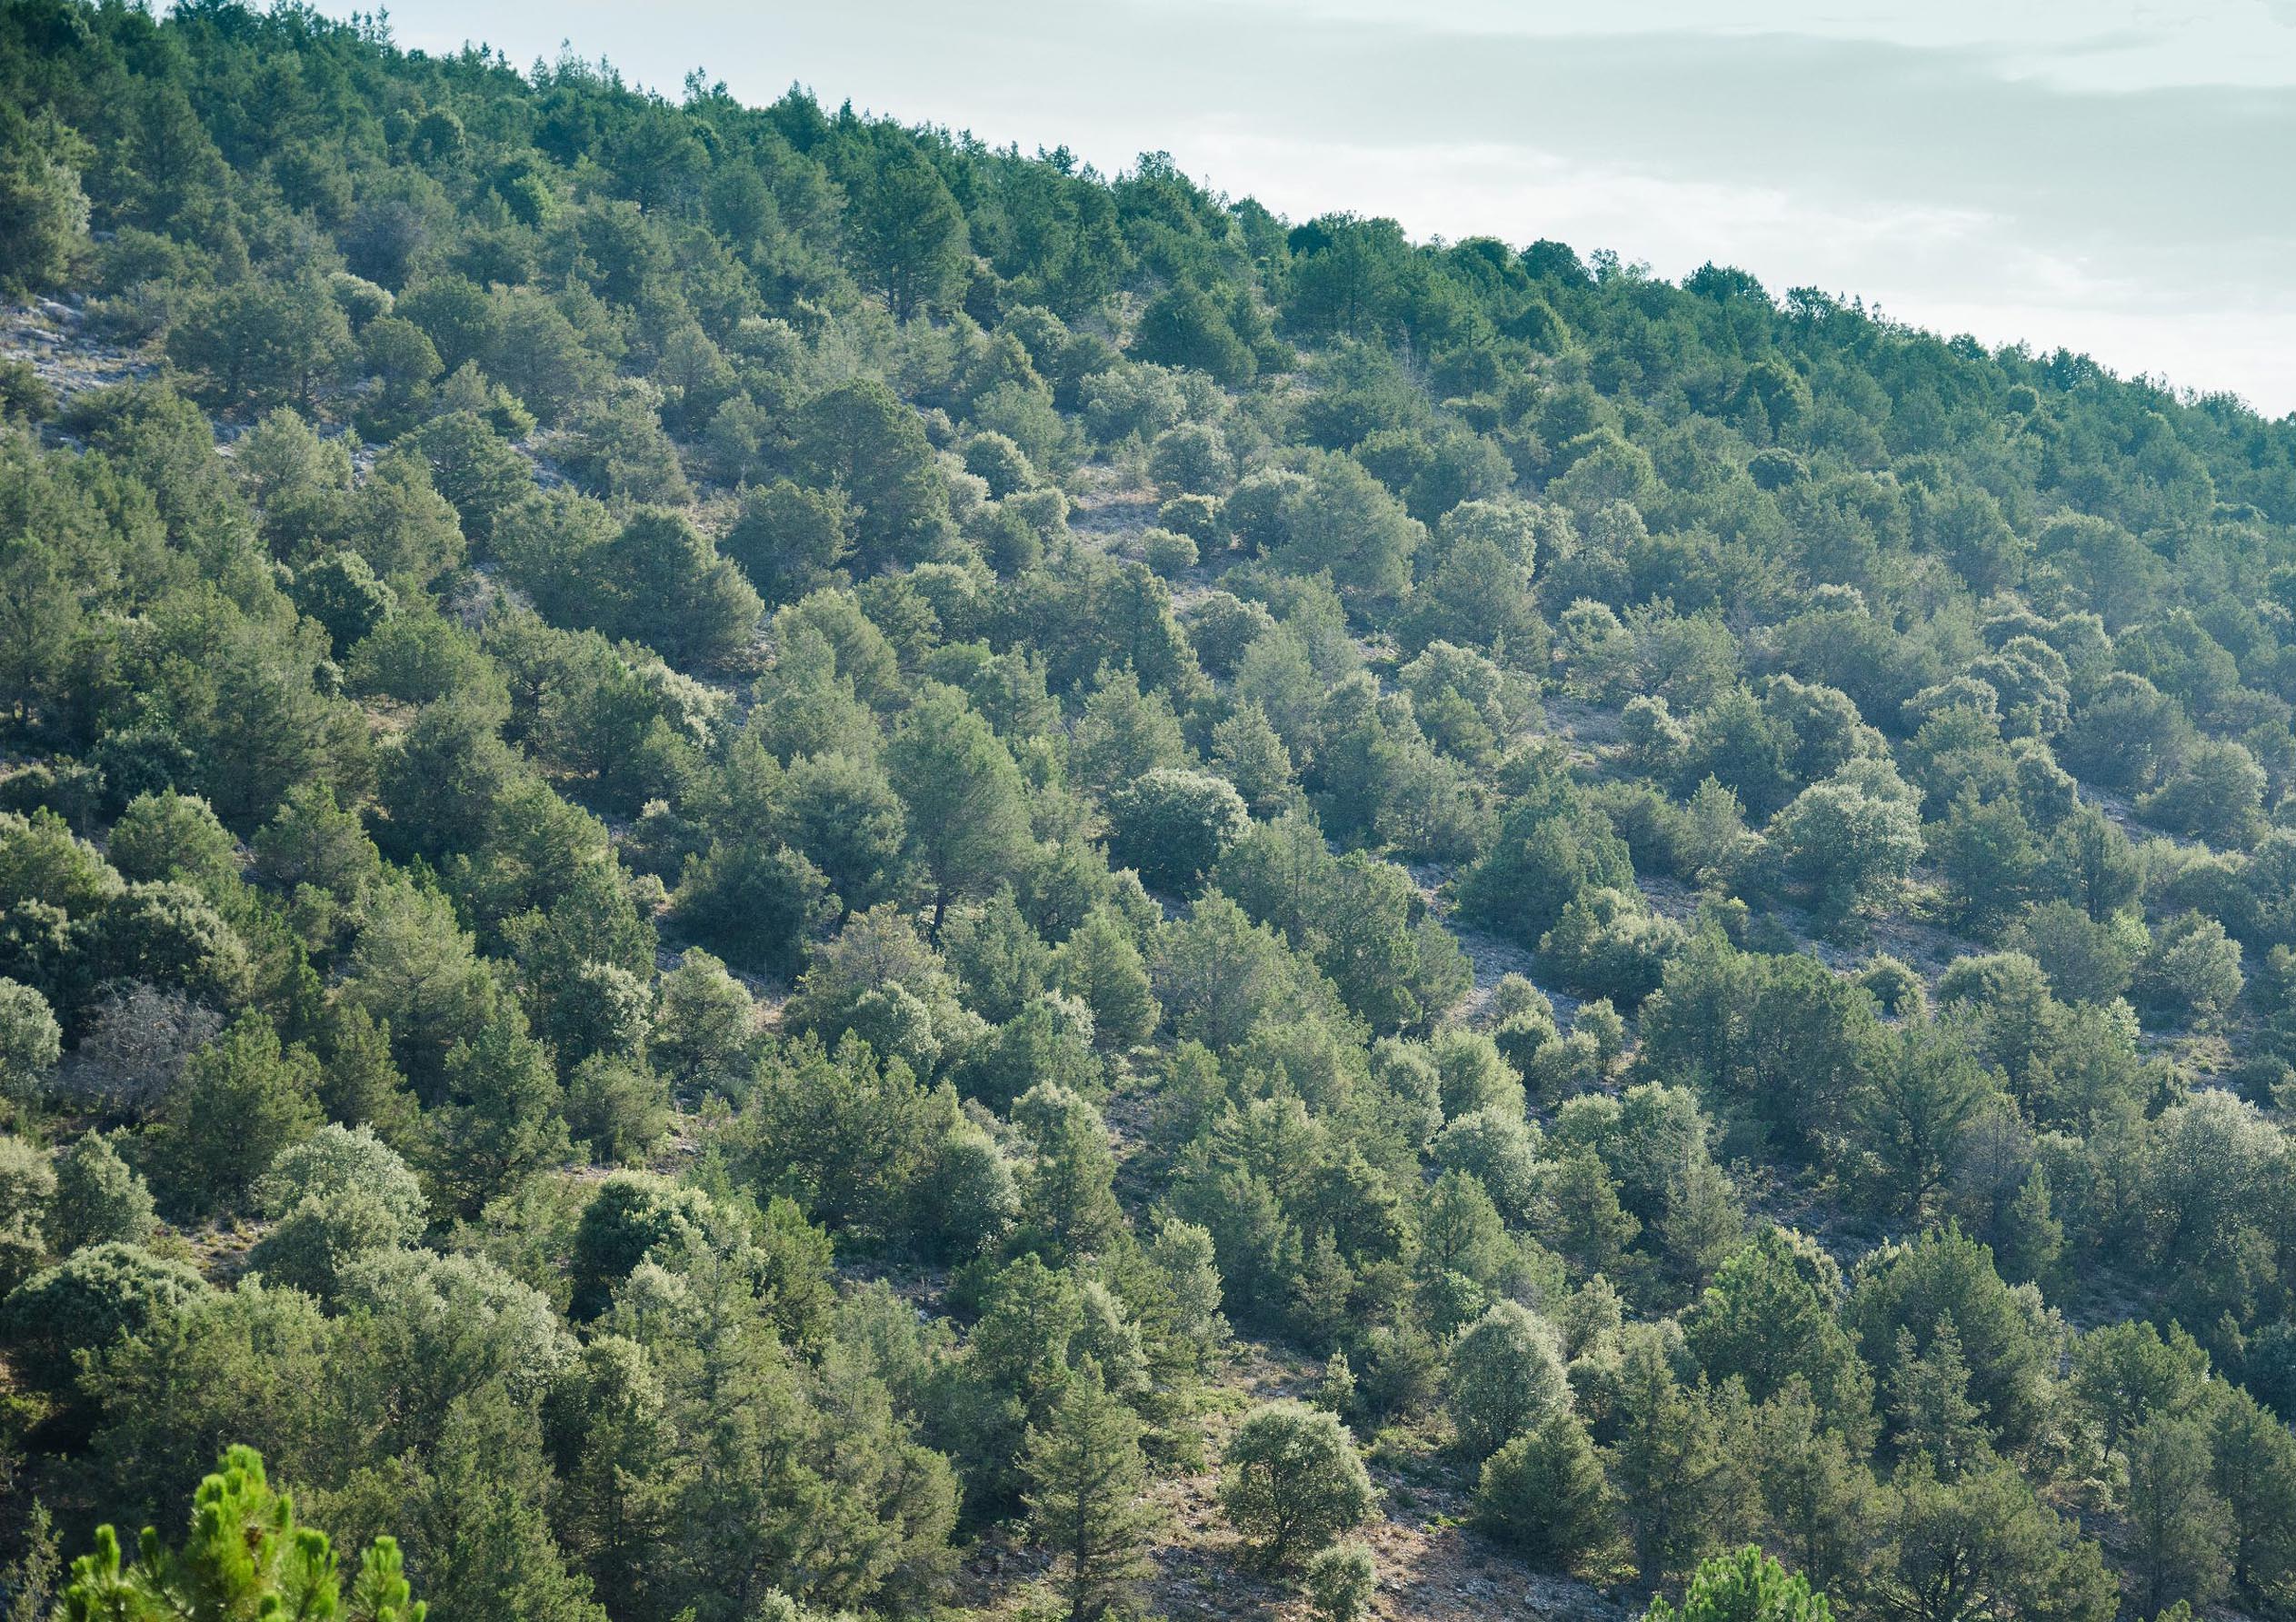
left=4, top=5, right=2296, bottom=1621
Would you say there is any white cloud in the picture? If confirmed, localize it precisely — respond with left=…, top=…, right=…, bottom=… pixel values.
left=1182, top=127, right=1991, bottom=270
left=1216, top=0, right=2296, bottom=89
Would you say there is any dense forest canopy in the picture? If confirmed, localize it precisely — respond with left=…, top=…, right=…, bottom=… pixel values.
left=3, top=4, right=2296, bottom=1620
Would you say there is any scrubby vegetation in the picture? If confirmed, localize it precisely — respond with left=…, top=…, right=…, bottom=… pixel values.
left=5, top=5, right=2296, bottom=1620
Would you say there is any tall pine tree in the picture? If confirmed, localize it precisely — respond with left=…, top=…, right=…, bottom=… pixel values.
left=1022, top=1363, right=1161, bottom=1622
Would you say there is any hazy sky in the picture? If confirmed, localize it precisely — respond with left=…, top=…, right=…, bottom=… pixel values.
left=329, top=0, right=2296, bottom=415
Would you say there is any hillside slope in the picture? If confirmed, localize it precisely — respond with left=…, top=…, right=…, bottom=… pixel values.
left=4, top=7, right=2296, bottom=1622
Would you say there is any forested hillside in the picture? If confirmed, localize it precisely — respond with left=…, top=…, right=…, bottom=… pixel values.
left=4, top=5, right=2296, bottom=1620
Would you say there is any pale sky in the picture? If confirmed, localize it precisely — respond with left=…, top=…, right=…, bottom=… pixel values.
left=326, top=0, right=2296, bottom=415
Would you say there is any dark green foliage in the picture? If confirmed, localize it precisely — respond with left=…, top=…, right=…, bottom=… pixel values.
left=732, top=1034, right=967, bottom=1249
left=674, top=839, right=836, bottom=978
left=1541, top=886, right=1683, bottom=1006
left=145, top=1012, right=322, bottom=1219
left=788, top=379, right=952, bottom=573
left=1866, top=1460, right=2117, bottom=1622
left=1053, top=908, right=1159, bottom=1050
left=1849, top=1229, right=2051, bottom=1451
left=1458, top=785, right=1635, bottom=947
left=0, top=105, right=88, bottom=296
left=650, top=949, right=757, bottom=1100
left=837, top=131, right=970, bottom=318
left=1013, top=1081, right=1125, bottom=1263
left=496, top=497, right=758, bottom=668
left=1687, top=1227, right=1872, bottom=1438
left=167, top=274, right=355, bottom=413
left=1106, top=767, right=1248, bottom=896
left=2, top=1240, right=205, bottom=1391
left=557, top=388, right=692, bottom=505
left=562, top=1054, right=671, bottom=1166
left=292, top=552, right=399, bottom=655
left=884, top=686, right=1033, bottom=928
left=420, top=1014, right=574, bottom=1217
left=567, top=1171, right=715, bottom=1320
left=1475, top=1411, right=1621, bottom=1577
left=724, top=479, right=854, bottom=606
left=1022, top=1366, right=1161, bottom=1622
left=1606, top=1332, right=1740, bottom=1592
left=404, top=412, right=533, bottom=542
left=1133, top=285, right=1257, bottom=387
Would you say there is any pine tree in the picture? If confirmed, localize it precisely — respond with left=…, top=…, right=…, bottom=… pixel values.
left=2207, top=1387, right=2296, bottom=1607
left=1747, top=1379, right=1876, bottom=1599
left=404, top=1387, right=604, bottom=1622
left=1, top=1499, right=60, bottom=1622
left=1860, top=1020, right=1986, bottom=1218
left=1657, top=1149, right=1745, bottom=1297
left=422, top=1015, right=573, bottom=1217
left=1475, top=1411, right=1622, bottom=1577
left=1013, top=1084, right=1126, bottom=1263
left=838, top=137, right=969, bottom=320
left=636, top=1235, right=816, bottom=1621
left=317, top=1000, right=420, bottom=1146
left=1993, top=1167, right=2062, bottom=1288
left=883, top=687, right=1033, bottom=932
left=1872, top=1460, right=2117, bottom=1622
left=649, top=949, right=757, bottom=1100
left=543, top=1336, right=680, bottom=1619
left=1053, top=909, right=1160, bottom=1050
left=1417, top=1169, right=1510, bottom=1285
left=146, top=1011, right=321, bottom=1218
left=1645, top=1546, right=1833, bottom=1622
left=1022, top=1364, right=1161, bottom=1622
left=1538, top=1150, right=1639, bottom=1279
left=1889, top=1318, right=1994, bottom=1479
left=1607, top=1337, right=1741, bottom=1595
left=61, top=1445, right=425, bottom=1621
left=2123, top=1415, right=2233, bottom=1615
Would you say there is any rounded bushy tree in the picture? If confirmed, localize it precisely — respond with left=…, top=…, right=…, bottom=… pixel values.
left=247, top=1123, right=426, bottom=1295
left=1445, top=1299, right=1569, bottom=1460
left=1106, top=768, right=1249, bottom=897
left=1, top=1241, right=206, bottom=1390
left=1218, top=1400, right=1377, bottom=1569
left=46, top=1131, right=155, bottom=1255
